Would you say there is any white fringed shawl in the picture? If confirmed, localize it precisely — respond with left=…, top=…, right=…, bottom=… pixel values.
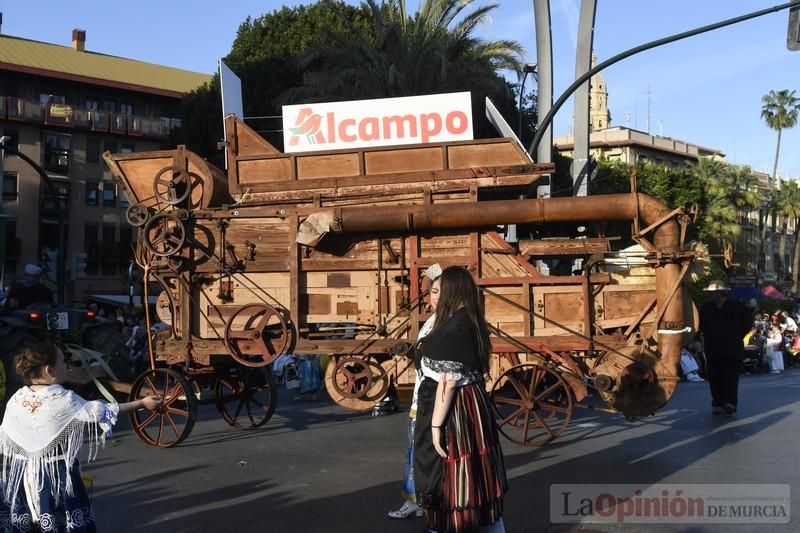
left=0, top=385, right=118, bottom=520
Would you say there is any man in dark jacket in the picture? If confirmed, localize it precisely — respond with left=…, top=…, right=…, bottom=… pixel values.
left=699, top=280, right=752, bottom=415
left=6, top=264, right=54, bottom=310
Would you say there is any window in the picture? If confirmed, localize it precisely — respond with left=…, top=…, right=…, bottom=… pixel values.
left=85, top=99, right=99, bottom=110
left=40, top=180, right=70, bottom=212
left=84, top=223, right=99, bottom=275
left=2, top=172, right=18, bottom=202
left=119, top=103, right=133, bottom=115
left=120, top=143, right=135, bottom=154
left=101, top=224, right=116, bottom=275
left=86, top=138, right=100, bottom=164
left=119, top=190, right=129, bottom=208
left=2, top=129, right=18, bottom=151
left=40, top=94, right=66, bottom=105
left=43, top=132, right=71, bottom=173
left=102, top=100, right=115, bottom=112
left=103, top=138, right=117, bottom=154
left=102, top=181, right=116, bottom=207
left=120, top=227, right=133, bottom=264
left=85, top=181, right=99, bottom=207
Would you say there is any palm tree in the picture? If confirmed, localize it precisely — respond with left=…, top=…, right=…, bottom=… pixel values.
left=287, top=0, right=524, bottom=116
left=777, top=179, right=800, bottom=293
left=726, top=165, right=762, bottom=273
left=695, top=158, right=741, bottom=250
left=759, top=89, right=800, bottom=275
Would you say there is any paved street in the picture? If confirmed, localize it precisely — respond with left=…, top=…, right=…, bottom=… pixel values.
left=87, top=369, right=800, bottom=533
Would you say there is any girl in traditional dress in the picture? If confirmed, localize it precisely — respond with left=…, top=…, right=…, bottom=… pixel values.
left=388, top=263, right=442, bottom=520
left=414, top=267, right=508, bottom=533
left=0, top=342, right=161, bottom=532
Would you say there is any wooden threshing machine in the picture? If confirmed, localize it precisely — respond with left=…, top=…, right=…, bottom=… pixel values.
left=104, top=115, right=704, bottom=448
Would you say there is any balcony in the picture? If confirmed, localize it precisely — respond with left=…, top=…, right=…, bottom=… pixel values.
left=0, top=96, right=177, bottom=141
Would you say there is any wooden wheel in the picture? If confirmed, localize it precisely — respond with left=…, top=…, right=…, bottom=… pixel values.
left=490, top=363, right=573, bottom=446
left=331, top=356, right=374, bottom=399
left=223, top=304, right=290, bottom=367
left=325, top=356, right=390, bottom=411
left=143, top=213, right=186, bottom=257
left=129, top=368, right=196, bottom=448
left=214, top=367, right=277, bottom=429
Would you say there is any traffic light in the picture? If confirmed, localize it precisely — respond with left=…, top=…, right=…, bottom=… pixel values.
left=41, top=249, right=58, bottom=280
left=70, top=251, right=88, bottom=280
left=789, top=5, right=800, bottom=51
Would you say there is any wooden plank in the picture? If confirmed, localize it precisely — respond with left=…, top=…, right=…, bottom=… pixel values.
left=336, top=301, right=359, bottom=315
left=448, top=142, right=528, bottom=168
left=297, top=153, right=360, bottom=179
left=302, top=294, right=331, bottom=315
left=519, top=238, right=612, bottom=257
left=365, top=146, right=444, bottom=174
left=238, top=158, right=292, bottom=183
left=289, top=216, right=300, bottom=332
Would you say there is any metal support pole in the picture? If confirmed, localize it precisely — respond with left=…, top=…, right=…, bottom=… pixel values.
left=533, top=0, right=554, bottom=199
left=571, top=0, right=597, bottom=198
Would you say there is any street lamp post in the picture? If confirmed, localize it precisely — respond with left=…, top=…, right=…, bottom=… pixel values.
left=517, top=63, right=537, bottom=141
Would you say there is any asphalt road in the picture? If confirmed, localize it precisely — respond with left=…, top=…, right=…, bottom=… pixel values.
left=87, top=369, right=800, bottom=533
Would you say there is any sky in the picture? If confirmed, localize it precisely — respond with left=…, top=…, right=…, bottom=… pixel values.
left=1, top=0, right=799, bottom=178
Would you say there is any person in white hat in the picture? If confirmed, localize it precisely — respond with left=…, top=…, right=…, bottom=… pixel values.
left=698, top=280, right=752, bottom=415
left=5, top=264, right=54, bottom=310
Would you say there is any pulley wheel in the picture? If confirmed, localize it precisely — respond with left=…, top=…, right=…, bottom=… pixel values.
left=125, top=203, right=151, bottom=227
left=143, top=213, right=186, bottom=257
left=152, top=165, right=196, bottom=205
left=223, top=303, right=290, bottom=367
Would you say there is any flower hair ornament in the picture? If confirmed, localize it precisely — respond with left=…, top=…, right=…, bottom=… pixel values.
left=424, top=263, right=442, bottom=281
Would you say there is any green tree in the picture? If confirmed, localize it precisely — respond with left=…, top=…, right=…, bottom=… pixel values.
left=175, top=2, right=372, bottom=163
left=758, top=89, right=800, bottom=274
left=288, top=0, right=525, bottom=137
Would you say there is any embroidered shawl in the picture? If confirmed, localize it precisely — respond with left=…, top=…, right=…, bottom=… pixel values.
left=417, top=308, right=486, bottom=384
left=0, top=385, right=118, bottom=517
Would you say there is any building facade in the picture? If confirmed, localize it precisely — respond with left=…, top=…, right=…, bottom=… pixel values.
left=0, top=29, right=210, bottom=304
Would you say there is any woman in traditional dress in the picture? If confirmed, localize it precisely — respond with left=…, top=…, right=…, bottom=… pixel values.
left=0, top=342, right=161, bottom=532
left=388, top=263, right=442, bottom=520
left=413, top=266, right=508, bottom=533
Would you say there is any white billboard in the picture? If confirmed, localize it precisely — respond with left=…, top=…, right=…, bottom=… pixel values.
left=282, top=92, right=473, bottom=153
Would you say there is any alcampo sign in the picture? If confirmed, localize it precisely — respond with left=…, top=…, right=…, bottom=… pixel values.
left=282, top=92, right=473, bottom=153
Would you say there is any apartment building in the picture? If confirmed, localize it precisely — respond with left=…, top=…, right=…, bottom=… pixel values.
left=0, top=28, right=210, bottom=304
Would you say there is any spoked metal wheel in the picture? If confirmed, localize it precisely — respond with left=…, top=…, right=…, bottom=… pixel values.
left=490, top=363, right=573, bottom=446
left=214, top=367, right=277, bottom=429
left=128, top=368, right=197, bottom=448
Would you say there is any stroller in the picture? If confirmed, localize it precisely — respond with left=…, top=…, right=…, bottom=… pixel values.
left=741, top=332, right=768, bottom=373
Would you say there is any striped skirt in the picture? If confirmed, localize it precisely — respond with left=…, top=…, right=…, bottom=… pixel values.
left=415, top=380, right=508, bottom=532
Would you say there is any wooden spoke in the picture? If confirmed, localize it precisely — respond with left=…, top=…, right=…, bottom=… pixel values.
left=129, top=369, right=196, bottom=448
left=491, top=363, right=573, bottom=447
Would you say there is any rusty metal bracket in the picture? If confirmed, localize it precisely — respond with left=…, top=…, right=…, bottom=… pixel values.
left=643, top=261, right=691, bottom=343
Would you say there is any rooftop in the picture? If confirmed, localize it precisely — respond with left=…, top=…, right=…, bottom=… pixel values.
left=0, top=34, right=212, bottom=98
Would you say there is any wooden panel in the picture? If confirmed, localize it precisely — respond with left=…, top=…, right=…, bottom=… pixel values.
left=602, top=287, right=656, bottom=320
left=327, top=273, right=351, bottom=288
left=118, top=157, right=172, bottom=203
left=365, top=147, right=443, bottom=174
left=532, top=286, right=584, bottom=334
left=302, top=294, right=331, bottom=315
left=297, top=153, right=359, bottom=179
left=336, top=301, right=359, bottom=315
left=238, top=158, right=292, bottom=183
left=448, top=142, right=527, bottom=169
